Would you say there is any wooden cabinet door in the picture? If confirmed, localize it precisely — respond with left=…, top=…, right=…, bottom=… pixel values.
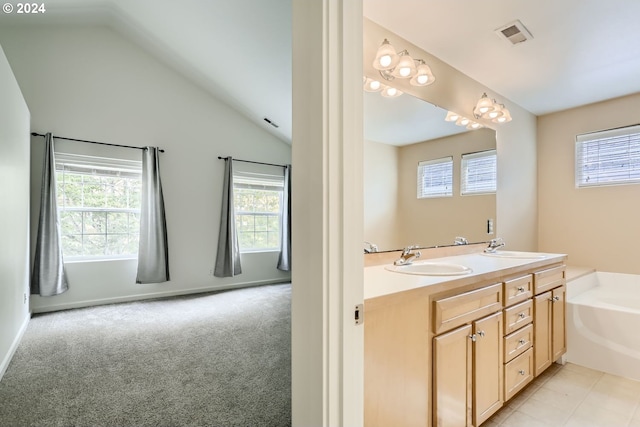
left=473, top=312, right=504, bottom=426
left=433, top=324, right=472, bottom=427
left=552, top=284, right=567, bottom=361
left=534, top=291, right=552, bottom=376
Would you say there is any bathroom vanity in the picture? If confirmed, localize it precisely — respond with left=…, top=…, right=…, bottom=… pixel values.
left=364, top=250, right=567, bottom=427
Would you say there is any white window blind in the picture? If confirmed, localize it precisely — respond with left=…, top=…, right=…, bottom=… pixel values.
left=461, top=150, right=497, bottom=195
left=417, top=157, right=453, bottom=198
left=576, top=125, right=640, bottom=188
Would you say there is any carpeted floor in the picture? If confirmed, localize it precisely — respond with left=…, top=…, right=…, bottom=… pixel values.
left=0, top=283, right=291, bottom=427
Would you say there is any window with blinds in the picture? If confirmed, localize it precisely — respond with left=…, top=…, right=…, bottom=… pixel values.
left=576, top=125, right=640, bottom=188
left=461, top=150, right=497, bottom=195
left=417, top=157, right=453, bottom=198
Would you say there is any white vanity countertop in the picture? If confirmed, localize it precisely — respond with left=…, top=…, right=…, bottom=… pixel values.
left=364, top=251, right=567, bottom=300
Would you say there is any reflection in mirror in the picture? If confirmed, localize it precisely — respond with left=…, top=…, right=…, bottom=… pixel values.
left=364, top=92, right=497, bottom=252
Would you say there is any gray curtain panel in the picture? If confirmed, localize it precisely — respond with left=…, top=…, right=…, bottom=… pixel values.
left=214, top=157, right=242, bottom=277
left=31, top=132, right=68, bottom=296
left=136, top=147, right=170, bottom=284
left=277, top=164, right=291, bottom=271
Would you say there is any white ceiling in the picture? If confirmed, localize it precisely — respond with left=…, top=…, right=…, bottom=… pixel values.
left=2, top=0, right=640, bottom=146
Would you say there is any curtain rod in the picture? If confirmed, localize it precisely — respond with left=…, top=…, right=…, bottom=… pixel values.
left=31, top=132, right=165, bottom=153
left=217, top=156, right=286, bottom=168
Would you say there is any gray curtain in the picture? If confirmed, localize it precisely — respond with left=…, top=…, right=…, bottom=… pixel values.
left=277, top=165, right=291, bottom=271
left=31, top=133, right=68, bottom=296
left=214, top=157, right=242, bottom=277
left=136, top=147, right=170, bottom=284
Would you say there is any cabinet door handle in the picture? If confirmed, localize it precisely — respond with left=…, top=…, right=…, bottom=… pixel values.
left=477, top=330, right=485, bottom=338
left=517, top=286, right=525, bottom=293
left=469, top=334, right=477, bottom=342
left=518, top=370, right=526, bottom=376
left=518, top=312, right=526, bottom=319
left=550, top=296, right=560, bottom=302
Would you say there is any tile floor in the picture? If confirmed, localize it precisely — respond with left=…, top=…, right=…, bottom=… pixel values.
left=483, top=363, right=640, bottom=427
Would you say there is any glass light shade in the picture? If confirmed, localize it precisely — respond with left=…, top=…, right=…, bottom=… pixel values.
left=483, top=103, right=504, bottom=120
left=373, top=39, right=399, bottom=71
left=445, top=111, right=460, bottom=122
left=456, top=116, right=471, bottom=126
left=363, top=77, right=382, bottom=92
left=391, top=52, right=417, bottom=78
left=492, top=107, right=512, bottom=123
left=381, top=85, right=403, bottom=98
left=466, top=121, right=483, bottom=130
left=410, top=62, right=435, bottom=87
left=474, top=93, right=496, bottom=116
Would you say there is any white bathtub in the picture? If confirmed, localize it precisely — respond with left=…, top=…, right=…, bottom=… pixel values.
left=566, top=271, right=640, bottom=381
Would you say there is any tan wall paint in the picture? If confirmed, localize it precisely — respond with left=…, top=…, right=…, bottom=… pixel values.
left=364, top=140, right=402, bottom=250
left=538, top=92, right=640, bottom=272
left=398, top=129, right=496, bottom=247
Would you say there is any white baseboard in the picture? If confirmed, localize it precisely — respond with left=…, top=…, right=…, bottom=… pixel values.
left=31, top=279, right=289, bottom=314
left=0, top=312, right=30, bottom=382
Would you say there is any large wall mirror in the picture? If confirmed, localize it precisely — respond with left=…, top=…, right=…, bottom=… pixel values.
left=364, top=91, right=497, bottom=252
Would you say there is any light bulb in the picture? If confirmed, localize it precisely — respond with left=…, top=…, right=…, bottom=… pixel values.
left=379, top=55, right=391, bottom=68
left=416, top=75, right=428, bottom=85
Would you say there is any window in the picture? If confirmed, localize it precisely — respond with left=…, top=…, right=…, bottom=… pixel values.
left=233, top=171, right=283, bottom=252
left=576, top=125, right=640, bottom=188
left=417, top=157, right=453, bottom=198
left=55, top=153, right=142, bottom=260
left=461, top=150, right=497, bottom=195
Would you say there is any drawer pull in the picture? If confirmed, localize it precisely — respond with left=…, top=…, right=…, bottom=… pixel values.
left=517, top=286, right=525, bottom=293
left=518, top=338, right=526, bottom=346
left=518, top=370, right=526, bottom=376
left=518, top=313, right=526, bottom=319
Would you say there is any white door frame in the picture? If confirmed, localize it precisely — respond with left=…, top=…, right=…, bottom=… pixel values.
left=291, top=0, right=364, bottom=425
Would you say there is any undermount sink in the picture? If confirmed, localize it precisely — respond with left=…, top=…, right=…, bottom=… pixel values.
left=385, top=261, right=473, bottom=276
left=481, top=251, right=547, bottom=259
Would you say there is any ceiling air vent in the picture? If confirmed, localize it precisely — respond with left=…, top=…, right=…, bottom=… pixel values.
left=263, top=117, right=279, bottom=128
left=494, top=20, right=533, bottom=45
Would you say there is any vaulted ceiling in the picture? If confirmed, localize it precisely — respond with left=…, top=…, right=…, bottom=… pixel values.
left=2, top=0, right=640, bottom=145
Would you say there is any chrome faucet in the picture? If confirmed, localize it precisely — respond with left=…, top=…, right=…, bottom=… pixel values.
left=484, top=238, right=505, bottom=253
left=454, top=236, right=469, bottom=245
left=364, top=241, right=379, bottom=254
left=394, top=245, right=422, bottom=266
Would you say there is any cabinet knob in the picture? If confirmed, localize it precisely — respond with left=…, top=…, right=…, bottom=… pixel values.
left=518, top=338, right=526, bottom=345
left=550, top=296, right=560, bottom=302
left=519, top=312, right=526, bottom=319
left=477, top=330, right=485, bottom=338
left=517, top=286, right=525, bottom=293
left=518, top=370, right=526, bottom=376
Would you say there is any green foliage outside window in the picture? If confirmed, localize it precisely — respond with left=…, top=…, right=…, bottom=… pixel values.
left=234, top=187, right=281, bottom=251
left=56, top=170, right=141, bottom=259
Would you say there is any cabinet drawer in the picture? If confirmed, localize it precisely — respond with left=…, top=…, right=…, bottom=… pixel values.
left=504, top=323, right=533, bottom=363
left=534, top=265, right=565, bottom=295
left=504, top=347, right=534, bottom=401
left=433, top=283, right=503, bottom=334
left=504, top=275, right=533, bottom=307
left=504, top=299, right=533, bottom=335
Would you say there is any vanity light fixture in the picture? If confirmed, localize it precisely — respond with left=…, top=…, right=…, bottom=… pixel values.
left=381, top=86, right=403, bottom=98
left=366, top=38, right=437, bottom=98
left=473, top=93, right=513, bottom=123
left=445, top=110, right=484, bottom=130
left=363, top=77, right=383, bottom=92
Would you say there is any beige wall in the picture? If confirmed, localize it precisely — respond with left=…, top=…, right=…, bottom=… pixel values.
left=363, top=140, right=402, bottom=251
left=538, top=92, right=640, bottom=272
left=397, top=128, right=496, bottom=247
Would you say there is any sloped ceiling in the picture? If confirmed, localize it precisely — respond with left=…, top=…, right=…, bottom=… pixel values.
left=2, top=0, right=640, bottom=146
